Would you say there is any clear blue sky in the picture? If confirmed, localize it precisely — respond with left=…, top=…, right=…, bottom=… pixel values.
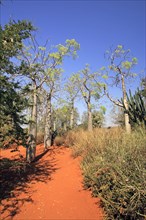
left=1, top=0, right=146, bottom=126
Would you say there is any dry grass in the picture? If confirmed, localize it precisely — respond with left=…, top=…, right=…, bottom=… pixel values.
left=65, top=127, right=146, bottom=219
left=36, top=132, right=44, bottom=144
left=53, top=136, right=65, bottom=146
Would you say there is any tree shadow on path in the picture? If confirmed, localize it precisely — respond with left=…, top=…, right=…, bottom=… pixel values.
left=0, top=146, right=59, bottom=219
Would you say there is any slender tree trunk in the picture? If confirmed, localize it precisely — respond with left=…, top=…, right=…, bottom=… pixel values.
left=87, top=102, right=93, bottom=132
left=26, top=83, right=37, bottom=162
left=121, top=75, right=131, bottom=133
left=44, top=95, right=52, bottom=150
left=64, top=122, right=67, bottom=131
left=70, top=100, right=74, bottom=129
left=53, top=120, right=56, bottom=132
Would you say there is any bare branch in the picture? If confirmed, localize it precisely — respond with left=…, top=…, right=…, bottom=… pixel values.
left=104, top=87, right=123, bottom=107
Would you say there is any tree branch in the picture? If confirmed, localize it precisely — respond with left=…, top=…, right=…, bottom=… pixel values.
left=104, top=87, right=123, bottom=107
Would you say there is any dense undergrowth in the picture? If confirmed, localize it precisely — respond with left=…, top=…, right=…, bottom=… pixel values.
left=64, top=127, right=146, bottom=220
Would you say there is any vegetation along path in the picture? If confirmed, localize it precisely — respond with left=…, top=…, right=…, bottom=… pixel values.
left=0, top=144, right=103, bottom=220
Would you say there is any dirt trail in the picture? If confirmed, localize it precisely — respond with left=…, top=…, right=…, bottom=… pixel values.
left=0, top=145, right=103, bottom=220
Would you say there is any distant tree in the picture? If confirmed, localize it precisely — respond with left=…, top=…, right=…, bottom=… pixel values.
left=111, top=105, right=125, bottom=127
left=104, top=45, right=138, bottom=133
left=92, top=108, right=106, bottom=128
left=81, top=108, right=105, bottom=130
left=52, top=105, right=79, bottom=135
left=43, top=68, right=61, bottom=149
left=76, top=64, right=103, bottom=131
left=64, top=74, right=80, bottom=129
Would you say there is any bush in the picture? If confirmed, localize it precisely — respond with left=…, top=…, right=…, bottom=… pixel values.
left=36, top=132, right=44, bottom=145
left=64, top=129, right=79, bottom=148
left=53, top=136, right=65, bottom=146
left=66, top=127, right=146, bottom=219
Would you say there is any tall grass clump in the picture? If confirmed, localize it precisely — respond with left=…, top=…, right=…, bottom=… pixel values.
left=65, top=127, right=146, bottom=219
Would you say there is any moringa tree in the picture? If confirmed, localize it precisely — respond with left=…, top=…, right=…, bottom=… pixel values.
left=43, top=39, right=80, bottom=149
left=76, top=64, right=103, bottom=131
left=104, top=45, right=138, bottom=133
left=19, top=37, right=80, bottom=158
left=43, top=68, right=61, bottom=149
left=18, top=37, right=51, bottom=162
left=64, top=74, right=80, bottom=129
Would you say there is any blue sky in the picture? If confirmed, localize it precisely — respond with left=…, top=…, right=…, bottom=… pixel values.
left=1, top=0, right=146, bottom=126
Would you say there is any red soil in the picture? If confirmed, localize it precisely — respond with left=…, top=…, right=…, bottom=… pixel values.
left=0, top=145, right=104, bottom=220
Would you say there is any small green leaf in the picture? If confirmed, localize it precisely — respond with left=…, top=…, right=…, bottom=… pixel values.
left=122, top=61, right=132, bottom=69
left=132, top=57, right=138, bottom=64
left=102, top=74, right=108, bottom=79
left=100, top=106, right=106, bottom=114
left=117, top=45, right=123, bottom=49
left=38, top=46, right=46, bottom=51
left=100, top=66, right=106, bottom=71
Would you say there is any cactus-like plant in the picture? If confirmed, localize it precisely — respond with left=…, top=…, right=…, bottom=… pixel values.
left=120, top=89, right=146, bottom=127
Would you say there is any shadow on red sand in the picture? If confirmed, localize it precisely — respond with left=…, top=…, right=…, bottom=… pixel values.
left=0, top=145, right=58, bottom=219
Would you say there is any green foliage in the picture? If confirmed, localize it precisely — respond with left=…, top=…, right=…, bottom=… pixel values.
left=0, top=20, right=34, bottom=148
left=92, top=111, right=105, bottom=128
left=65, top=74, right=80, bottom=100
left=106, top=45, right=138, bottom=85
left=49, top=39, right=80, bottom=64
left=122, top=61, right=132, bottom=69
left=120, top=89, right=146, bottom=127
left=53, top=105, right=79, bottom=135
left=75, top=64, right=103, bottom=116
left=81, top=109, right=105, bottom=129
left=66, top=128, right=146, bottom=219
left=0, top=20, right=35, bottom=74
left=141, top=77, right=146, bottom=100
left=65, top=39, right=80, bottom=58
left=0, top=76, right=28, bottom=148
left=80, top=65, right=102, bottom=90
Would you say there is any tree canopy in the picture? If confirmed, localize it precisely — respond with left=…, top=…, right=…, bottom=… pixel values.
left=0, top=20, right=35, bottom=147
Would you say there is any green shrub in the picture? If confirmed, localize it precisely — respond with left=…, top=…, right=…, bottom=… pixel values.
left=66, top=127, right=146, bottom=219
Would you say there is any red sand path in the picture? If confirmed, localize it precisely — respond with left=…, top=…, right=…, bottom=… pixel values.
left=0, top=145, right=104, bottom=220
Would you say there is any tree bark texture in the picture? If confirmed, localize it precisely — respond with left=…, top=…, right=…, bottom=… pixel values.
left=70, top=100, right=74, bottom=129
left=44, top=95, right=52, bottom=149
left=26, top=83, right=37, bottom=162
left=87, top=102, right=93, bottom=132
left=121, top=75, right=131, bottom=133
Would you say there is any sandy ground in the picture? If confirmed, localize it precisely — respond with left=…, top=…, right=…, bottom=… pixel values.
left=0, top=144, right=104, bottom=220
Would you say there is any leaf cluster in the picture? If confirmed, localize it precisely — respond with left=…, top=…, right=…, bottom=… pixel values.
left=106, top=45, right=138, bottom=87
left=0, top=75, right=28, bottom=148
left=0, top=20, right=35, bottom=74
left=0, top=20, right=35, bottom=148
